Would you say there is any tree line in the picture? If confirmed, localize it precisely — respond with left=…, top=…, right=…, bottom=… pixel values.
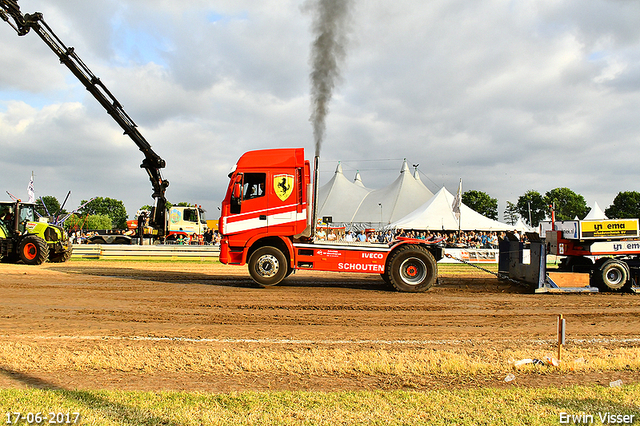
left=35, top=196, right=128, bottom=231
left=463, top=188, right=640, bottom=227
left=35, top=196, right=197, bottom=231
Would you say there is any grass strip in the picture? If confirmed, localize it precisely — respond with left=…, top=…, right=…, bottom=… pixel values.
left=0, top=340, right=638, bottom=377
left=0, top=385, right=638, bottom=425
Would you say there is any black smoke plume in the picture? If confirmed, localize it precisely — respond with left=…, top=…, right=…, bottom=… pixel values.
left=305, top=0, right=352, bottom=158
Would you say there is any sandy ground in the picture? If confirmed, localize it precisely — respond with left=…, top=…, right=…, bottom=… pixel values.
left=0, top=260, right=639, bottom=392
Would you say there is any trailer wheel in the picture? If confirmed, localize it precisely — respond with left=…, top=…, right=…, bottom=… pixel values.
left=596, top=259, right=629, bottom=292
left=387, top=245, right=437, bottom=292
left=18, top=235, right=49, bottom=265
left=248, top=246, right=287, bottom=286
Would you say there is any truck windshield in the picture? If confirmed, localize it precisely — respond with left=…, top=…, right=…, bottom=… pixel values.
left=183, top=208, right=197, bottom=223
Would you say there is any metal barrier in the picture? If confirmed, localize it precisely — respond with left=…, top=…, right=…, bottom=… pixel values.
left=71, top=244, right=220, bottom=260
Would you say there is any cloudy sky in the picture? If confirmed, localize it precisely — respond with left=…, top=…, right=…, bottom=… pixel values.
left=1, top=0, right=639, bottom=221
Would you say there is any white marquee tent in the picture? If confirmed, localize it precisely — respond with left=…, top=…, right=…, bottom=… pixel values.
left=316, top=162, right=372, bottom=224
left=351, top=160, right=434, bottom=226
left=583, top=201, right=608, bottom=220
left=317, top=160, right=435, bottom=228
left=388, top=186, right=514, bottom=231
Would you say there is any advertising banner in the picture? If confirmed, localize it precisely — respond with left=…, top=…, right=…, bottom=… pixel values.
left=580, top=219, right=639, bottom=239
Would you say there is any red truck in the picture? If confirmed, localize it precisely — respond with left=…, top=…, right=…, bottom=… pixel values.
left=218, top=148, right=443, bottom=292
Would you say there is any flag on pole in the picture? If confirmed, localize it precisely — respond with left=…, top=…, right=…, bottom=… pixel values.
left=452, top=178, right=462, bottom=221
left=27, top=173, right=35, bottom=203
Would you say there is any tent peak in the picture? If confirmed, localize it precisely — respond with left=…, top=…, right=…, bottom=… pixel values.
left=400, top=159, right=410, bottom=174
left=354, top=171, right=365, bottom=187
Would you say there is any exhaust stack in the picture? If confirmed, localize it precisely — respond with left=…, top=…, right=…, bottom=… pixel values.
left=311, top=155, right=320, bottom=239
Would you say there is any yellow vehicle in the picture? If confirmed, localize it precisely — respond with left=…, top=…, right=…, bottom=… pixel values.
left=0, top=200, right=72, bottom=264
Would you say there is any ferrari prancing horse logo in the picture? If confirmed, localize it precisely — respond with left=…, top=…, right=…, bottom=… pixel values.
left=273, top=174, right=294, bottom=202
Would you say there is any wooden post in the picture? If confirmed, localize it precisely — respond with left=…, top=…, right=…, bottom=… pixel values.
left=557, top=314, right=565, bottom=362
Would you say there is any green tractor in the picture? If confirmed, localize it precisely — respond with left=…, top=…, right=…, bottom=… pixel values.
left=0, top=200, right=72, bottom=264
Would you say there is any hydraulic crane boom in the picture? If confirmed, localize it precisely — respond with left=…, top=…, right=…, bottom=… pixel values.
left=0, top=0, right=168, bottom=235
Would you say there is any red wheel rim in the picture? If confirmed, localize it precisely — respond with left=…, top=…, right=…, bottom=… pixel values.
left=406, top=265, right=418, bottom=277
left=23, top=243, right=37, bottom=260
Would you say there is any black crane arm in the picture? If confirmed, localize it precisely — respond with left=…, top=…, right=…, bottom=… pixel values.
left=1, top=0, right=168, bottom=234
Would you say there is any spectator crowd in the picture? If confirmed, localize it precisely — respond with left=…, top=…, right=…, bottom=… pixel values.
left=314, top=228, right=529, bottom=248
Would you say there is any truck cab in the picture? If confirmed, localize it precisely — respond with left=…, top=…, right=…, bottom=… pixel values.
left=219, top=148, right=311, bottom=265
left=167, top=205, right=208, bottom=240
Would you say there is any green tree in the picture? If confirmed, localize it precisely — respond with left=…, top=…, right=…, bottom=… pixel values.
left=503, top=201, right=519, bottom=225
left=544, top=187, right=588, bottom=221
left=462, top=190, right=498, bottom=220
left=605, top=191, right=640, bottom=219
left=86, top=214, right=113, bottom=230
left=80, top=197, right=128, bottom=229
left=516, top=190, right=546, bottom=227
left=139, top=202, right=174, bottom=212
left=35, top=195, right=65, bottom=218
left=64, top=213, right=112, bottom=231
left=64, top=214, right=84, bottom=231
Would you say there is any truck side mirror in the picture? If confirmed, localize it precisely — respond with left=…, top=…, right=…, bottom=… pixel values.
left=233, top=182, right=242, bottom=200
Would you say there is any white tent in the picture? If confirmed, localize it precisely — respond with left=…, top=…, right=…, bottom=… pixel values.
left=514, top=217, right=533, bottom=233
left=584, top=201, right=607, bottom=220
left=389, top=186, right=514, bottom=231
left=350, top=159, right=434, bottom=226
left=317, top=162, right=372, bottom=223
left=353, top=171, right=366, bottom=188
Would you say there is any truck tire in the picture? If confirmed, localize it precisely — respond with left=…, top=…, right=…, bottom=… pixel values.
left=248, top=246, right=288, bottom=286
left=387, top=245, right=437, bottom=292
left=18, top=235, right=49, bottom=265
left=595, top=259, right=629, bottom=292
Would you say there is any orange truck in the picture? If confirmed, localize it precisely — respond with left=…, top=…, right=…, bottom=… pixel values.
left=218, top=148, right=444, bottom=292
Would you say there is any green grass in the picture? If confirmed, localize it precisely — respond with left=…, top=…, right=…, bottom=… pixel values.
left=0, top=386, right=638, bottom=425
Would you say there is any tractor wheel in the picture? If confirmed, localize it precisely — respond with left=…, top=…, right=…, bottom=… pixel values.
left=387, top=245, right=437, bottom=292
left=49, top=247, right=73, bottom=263
left=18, top=235, right=49, bottom=265
left=248, top=246, right=288, bottom=286
left=595, top=259, right=630, bottom=292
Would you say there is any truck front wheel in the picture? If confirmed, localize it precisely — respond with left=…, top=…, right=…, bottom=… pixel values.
left=248, top=246, right=288, bottom=286
left=19, top=235, right=49, bottom=265
left=387, top=245, right=437, bottom=292
left=596, top=259, right=629, bottom=292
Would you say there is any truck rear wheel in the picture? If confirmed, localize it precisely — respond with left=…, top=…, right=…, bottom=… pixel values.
left=19, top=235, right=49, bottom=265
left=387, top=245, right=437, bottom=292
left=248, top=246, right=288, bottom=286
left=595, top=259, right=629, bottom=292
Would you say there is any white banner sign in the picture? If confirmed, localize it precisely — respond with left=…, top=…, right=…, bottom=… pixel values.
left=440, top=248, right=530, bottom=264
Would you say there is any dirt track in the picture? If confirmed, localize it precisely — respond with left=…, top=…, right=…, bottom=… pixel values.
left=1, top=260, right=639, bottom=392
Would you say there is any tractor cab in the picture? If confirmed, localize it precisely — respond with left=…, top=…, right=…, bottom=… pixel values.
left=0, top=201, right=37, bottom=234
